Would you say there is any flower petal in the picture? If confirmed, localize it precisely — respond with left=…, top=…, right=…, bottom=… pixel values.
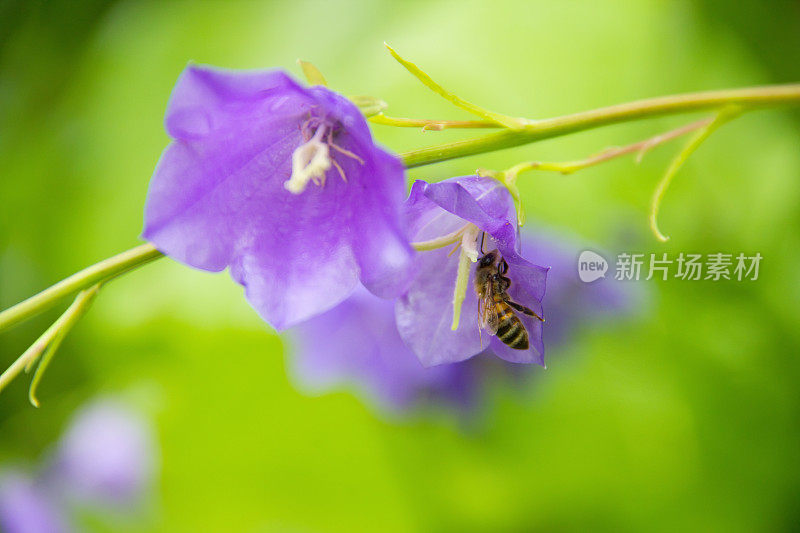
left=228, top=224, right=360, bottom=330
left=421, top=176, right=518, bottom=252
left=164, top=65, right=300, bottom=141
left=395, top=244, right=483, bottom=367
left=397, top=176, right=548, bottom=366
left=343, top=134, right=414, bottom=299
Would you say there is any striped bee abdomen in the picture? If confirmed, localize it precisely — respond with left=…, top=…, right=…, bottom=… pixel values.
left=494, top=300, right=529, bottom=350
left=476, top=251, right=533, bottom=352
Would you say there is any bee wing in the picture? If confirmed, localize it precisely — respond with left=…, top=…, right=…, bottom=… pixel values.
left=507, top=299, right=544, bottom=322
left=479, top=286, right=499, bottom=336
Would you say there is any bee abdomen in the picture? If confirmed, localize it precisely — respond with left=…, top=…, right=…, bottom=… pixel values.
left=496, top=313, right=529, bottom=350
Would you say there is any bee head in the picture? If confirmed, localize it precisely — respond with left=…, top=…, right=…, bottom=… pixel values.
left=478, top=251, right=496, bottom=268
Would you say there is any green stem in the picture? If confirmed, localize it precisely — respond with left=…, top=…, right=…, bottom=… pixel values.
left=29, top=284, right=102, bottom=406
left=1, top=83, right=799, bottom=334
left=0, top=283, right=102, bottom=403
left=0, top=244, right=162, bottom=333
left=370, top=114, right=498, bottom=130
left=649, top=107, right=742, bottom=242
left=400, top=84, right=800, bottom=167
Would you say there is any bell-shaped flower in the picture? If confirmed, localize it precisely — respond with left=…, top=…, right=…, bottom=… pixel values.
left=49, top=399, right=157, bottom=507
left=396, top=176, right=548, bottom=367
left=285, top=228, right=641, bottom=414
left=143, top=64, right=413, bottom=330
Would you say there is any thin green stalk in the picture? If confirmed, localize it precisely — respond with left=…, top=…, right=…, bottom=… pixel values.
left=400, top=84, right=800, bottom=167
left=0, top=244, right=162, bottom=333
left=0, top=284, right=100, bottom=398
left=27, top=284, right=101, bottom=407
left=384, top=43, right=528, bottom=129
left=649, top=107, right=742, bottom=242
left=411, top=223, right=470, bottom=251
left=370, top=114, right=498, bottom=130
left=500, top=117, right=713, bottom=176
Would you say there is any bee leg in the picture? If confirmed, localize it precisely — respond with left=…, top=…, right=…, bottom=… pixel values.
left=477, top=299, right=484, bottom=348
left=507, top=299, right=545, bottom=322
left=499, top=258, right=508, bottom=275
left=499, top=275, right=511, bottom=291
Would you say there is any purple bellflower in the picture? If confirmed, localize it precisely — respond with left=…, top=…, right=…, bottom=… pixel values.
left=0, top=398, right=157, bottom=532
left=143, top=65, right=413, bottom=330
left=49, top=399, right=157, bottom=507
left=396, top=176, right=549, bottom=367
left=287, top=227, right=639, bottom=414
left=0, top=471, right=70, bottom=533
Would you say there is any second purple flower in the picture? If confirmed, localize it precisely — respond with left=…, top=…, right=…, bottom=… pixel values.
left=396, top=176, right=549, bottom=367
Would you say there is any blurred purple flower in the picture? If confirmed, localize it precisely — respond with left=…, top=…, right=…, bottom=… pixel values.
left=143, top=64, right=413, bottom=330
left=50, top=399, right=157, bottom=507
left=396, top=176, right=548, bottom=367
left=0, top=471, right=70, bottom=533
left=287, top=229, right=640, bottom=414
left=524, top=231, right=640, bottom=346
left=287, top=286, right=483, bottom=412
left=0, top=398, right=157, bottom=532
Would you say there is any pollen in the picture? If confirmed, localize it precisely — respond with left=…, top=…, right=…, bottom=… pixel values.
left=284, top=126, right=332, bottom=194
left=284, top=119, right=365, bottom=194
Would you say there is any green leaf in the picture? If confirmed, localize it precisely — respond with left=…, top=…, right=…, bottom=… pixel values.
left=297, top=60, right=328, bottom=86
left=349, top=95, right=388, bottom=117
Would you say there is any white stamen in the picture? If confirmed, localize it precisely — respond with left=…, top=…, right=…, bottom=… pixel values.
left=284, top=127, right=331, bottom=194
left=460, top=224, right=482, bottom=262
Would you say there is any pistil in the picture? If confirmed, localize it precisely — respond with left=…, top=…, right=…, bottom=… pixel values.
left=451, top=224, right=481, bottom=330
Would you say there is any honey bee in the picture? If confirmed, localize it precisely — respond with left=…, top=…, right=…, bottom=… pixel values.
left=475, top=247, right=544, bottom=350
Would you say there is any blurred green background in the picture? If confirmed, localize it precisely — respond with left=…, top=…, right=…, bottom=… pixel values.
left=1, top=0, right=799, bottom=531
